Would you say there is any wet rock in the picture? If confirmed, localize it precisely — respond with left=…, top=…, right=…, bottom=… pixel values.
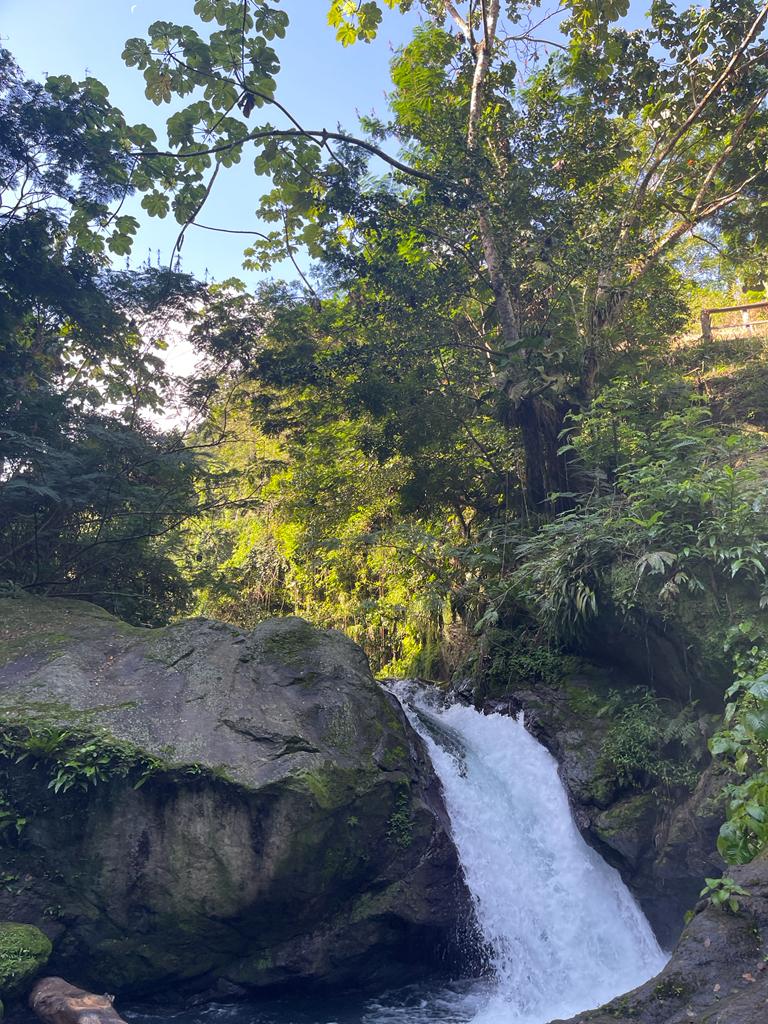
left=0, top=597, right=466, bottom=997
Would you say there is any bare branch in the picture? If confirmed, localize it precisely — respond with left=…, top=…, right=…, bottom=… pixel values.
left=443, top=1, right=471, bottom=41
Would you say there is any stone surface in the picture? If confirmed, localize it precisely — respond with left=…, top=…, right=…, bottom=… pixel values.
left=0, top=597, right=466, bottom=997
left=0, top=923, right=52, bottom=999
left=554, top=851, right=768, bottom=1024
left=29, top=978, right=127, bottom=1024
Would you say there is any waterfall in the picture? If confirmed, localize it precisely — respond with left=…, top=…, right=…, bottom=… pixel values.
left=390, top=682, right=667, bottom=1024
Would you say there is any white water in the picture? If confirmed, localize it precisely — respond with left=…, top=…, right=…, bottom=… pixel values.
left=126, top=686, right=668, bottom=1024
left=390, top=683, right=667, bottom=1024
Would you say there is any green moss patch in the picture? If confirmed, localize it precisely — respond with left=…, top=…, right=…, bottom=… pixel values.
left=0, top=922, right=51, bottom=997
left=261, top=619, right=321, bottom=666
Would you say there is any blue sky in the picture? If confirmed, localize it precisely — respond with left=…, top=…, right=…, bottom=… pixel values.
left=1, top=0, right=419, bottom=285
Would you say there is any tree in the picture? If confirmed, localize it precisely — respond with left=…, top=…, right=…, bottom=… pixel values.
left=0, top=49, right=207, bottom=624
left=122, top=1, right=768, bottom=507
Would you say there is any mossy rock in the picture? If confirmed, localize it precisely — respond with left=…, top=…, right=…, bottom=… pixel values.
left=0, top=597, right=465, bottom=996
left=594, top=794, right=658, bottom=867
left=0, top=922, right=51, bottom=998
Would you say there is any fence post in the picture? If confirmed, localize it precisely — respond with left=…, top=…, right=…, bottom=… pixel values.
left=701, top=310, right=713, bottom=343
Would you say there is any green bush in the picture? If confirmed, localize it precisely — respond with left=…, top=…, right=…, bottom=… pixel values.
left=597, top=690, right=702, bottom=792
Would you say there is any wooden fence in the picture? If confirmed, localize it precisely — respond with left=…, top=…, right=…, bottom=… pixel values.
left=701, top=300, right=768, bottom=342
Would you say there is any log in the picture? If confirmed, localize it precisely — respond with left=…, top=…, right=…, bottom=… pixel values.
left=29, top=978, right=128, bottom=1024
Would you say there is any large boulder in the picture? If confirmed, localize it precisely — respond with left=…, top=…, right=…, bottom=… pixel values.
left=555, top=851, right=768, bottom=1024
left=0, top=597, right=466, bottom=997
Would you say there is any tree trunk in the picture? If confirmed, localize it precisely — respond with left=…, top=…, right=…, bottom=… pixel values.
left=515, top=393, right=572, bottom=512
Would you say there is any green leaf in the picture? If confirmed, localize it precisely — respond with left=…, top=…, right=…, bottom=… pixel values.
left=141, top=191, right=171, bottom=218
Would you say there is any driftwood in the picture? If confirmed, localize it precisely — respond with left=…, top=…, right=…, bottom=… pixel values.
left=29, top=978, right=128, bottom=1024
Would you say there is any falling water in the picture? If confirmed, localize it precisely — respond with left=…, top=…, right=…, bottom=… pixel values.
left=126, top=685, right=668, bottom=1024
left=389, top=682, right=667, bottom=1024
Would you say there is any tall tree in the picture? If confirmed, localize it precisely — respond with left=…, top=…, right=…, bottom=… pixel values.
left=122, top=1, right=768, bottom=507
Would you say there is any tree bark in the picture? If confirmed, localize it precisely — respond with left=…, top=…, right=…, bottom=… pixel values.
left=515, top=393, right=572, bottom=511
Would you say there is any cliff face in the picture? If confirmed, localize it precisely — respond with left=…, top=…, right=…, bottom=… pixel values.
left=0, top=598, right=466, bottom=997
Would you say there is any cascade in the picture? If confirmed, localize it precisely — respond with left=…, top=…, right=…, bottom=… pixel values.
left=388, top=682, right=667, bottom=1024
left=127, top=685, right=668, bottom=1024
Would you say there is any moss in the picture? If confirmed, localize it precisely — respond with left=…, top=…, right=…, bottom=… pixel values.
left=291, top=760, right=385, bottom=814
left=386, top=787, right=414, bottom=849
left=0, top=632, right=71, bottom=668
left=563, top=683, right=605, bottom=716
left=261, top=620, right=321, bottom=666
left=604, top=994, right=638, bottom=1018
left=652, top=975, right=692, bottom=1001
left=597, top=793, right=657, bottom=837
left=0, top=699, right=137, bottom=728
left=0, top=922, right=52, bottom=998
left=378, top=737, right=408, bottom=770
left=348, top=882, right=404, bottom=924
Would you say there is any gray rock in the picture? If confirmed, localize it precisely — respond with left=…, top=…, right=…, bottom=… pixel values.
left=0, top=598, right=466, bottom=996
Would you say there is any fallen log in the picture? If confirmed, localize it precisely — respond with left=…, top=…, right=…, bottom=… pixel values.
left=29, top=978, right=128, bottom=1024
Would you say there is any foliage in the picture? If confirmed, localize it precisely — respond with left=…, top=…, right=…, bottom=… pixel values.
left=513, top=379, right=768, bottom=641
left=0, top=791, right=26, bottom=842
left=597, top=689, right=702, bottom=792
left=116, top=0, right=768, bottom=506
left=480, top=627, right=572, bottom=694
left=183, top=387, right=467, bottom=673
left=699, top=875, right=750, bottom=913
left=710, top=640, right=768, bottom=863
left=0, top=722, right=163, bottom=798
left=0, top=50, right=208, bottom=624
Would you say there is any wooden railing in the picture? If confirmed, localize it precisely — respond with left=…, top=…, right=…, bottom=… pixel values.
left=701, top=300, right=768, bottom=342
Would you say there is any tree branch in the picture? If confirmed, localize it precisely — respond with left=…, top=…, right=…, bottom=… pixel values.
left=136, top=129, right=445, bottom=185
left=630, top=1, right=768, bottom=215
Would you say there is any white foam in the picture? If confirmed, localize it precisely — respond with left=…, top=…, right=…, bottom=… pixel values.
left=390, top=684, right=667, bottom=1024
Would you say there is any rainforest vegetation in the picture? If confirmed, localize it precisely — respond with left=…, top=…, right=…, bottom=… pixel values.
left=3, top=0, right=768, bottom=874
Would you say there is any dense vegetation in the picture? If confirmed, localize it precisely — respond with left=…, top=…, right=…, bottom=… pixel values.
left=3, top=0, right=768, bottom=871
